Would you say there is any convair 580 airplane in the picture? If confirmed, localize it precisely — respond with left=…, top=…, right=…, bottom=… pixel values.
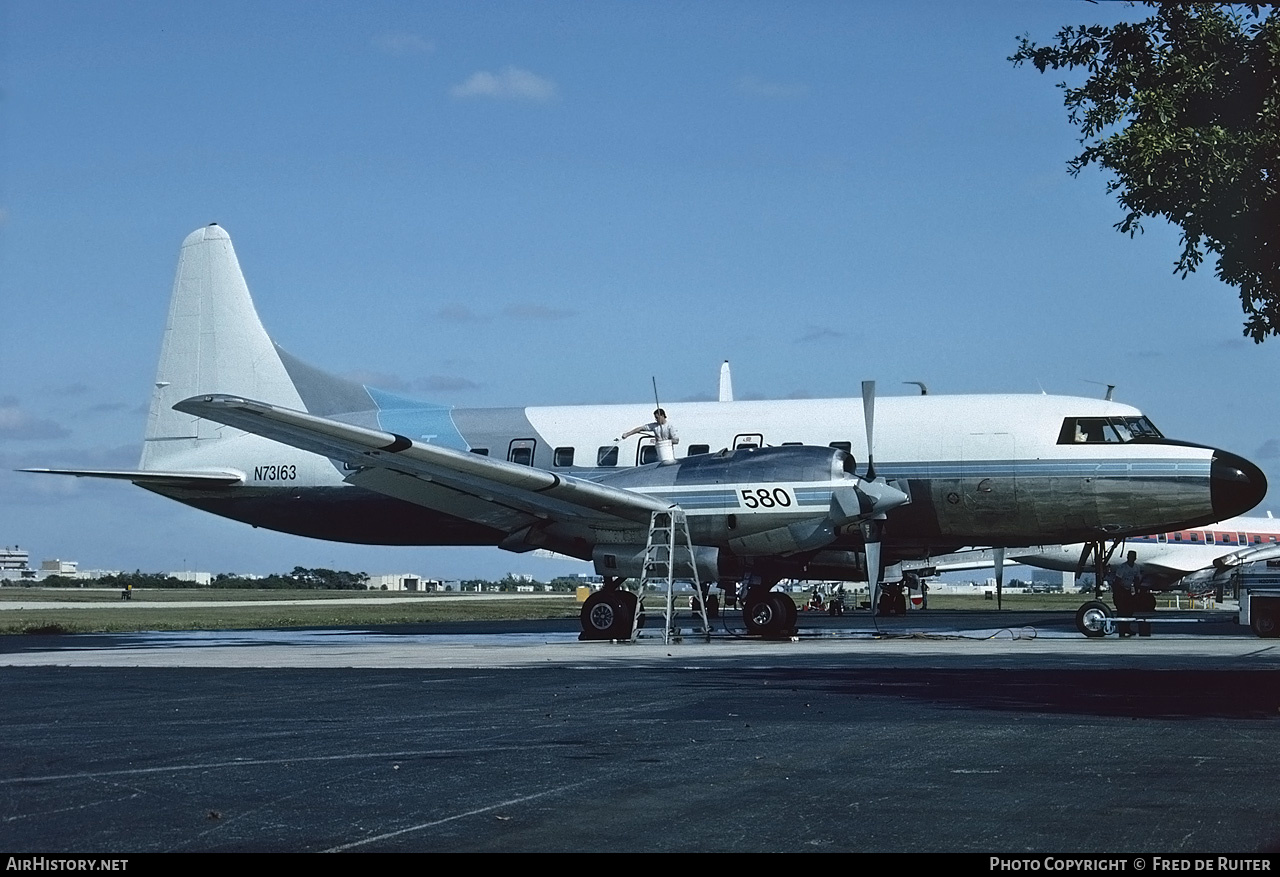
left=26, top=225, right=1267, bottom=638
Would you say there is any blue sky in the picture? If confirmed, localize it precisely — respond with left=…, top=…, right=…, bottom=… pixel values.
left=3, top=2, right=1278, bottom=580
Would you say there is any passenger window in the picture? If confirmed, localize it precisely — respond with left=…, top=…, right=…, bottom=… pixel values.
left=687, top=444, right=710, bottom=456
left=782, top=442, right=802, bottom=447
left=828, top=442, right=852, bottom=452
left=597, top=446, right=618, bottom=467
left=554, top=447, right=575, bottom=467
left=470, top=448, right=489, bottom=456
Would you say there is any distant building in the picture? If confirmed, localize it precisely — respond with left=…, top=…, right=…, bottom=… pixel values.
left=168, top=570, right=213, bottom=586
left=369, top=573, right=441, bottom=591
left=1, top=547, right=30, bottom=571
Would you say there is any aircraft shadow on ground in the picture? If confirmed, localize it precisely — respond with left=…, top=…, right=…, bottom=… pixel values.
left=717, top=668, right=1280, bottom=720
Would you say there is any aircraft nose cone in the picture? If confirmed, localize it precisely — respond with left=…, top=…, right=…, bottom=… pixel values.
left=1211, top=450, right=1268, bottom=518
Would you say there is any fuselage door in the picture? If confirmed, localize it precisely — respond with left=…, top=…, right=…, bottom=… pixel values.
left=508, top=439, right=537, bottom=466
left=637, top=438, right=657, bottom=466
left=733, top=433, right=764, bottom=450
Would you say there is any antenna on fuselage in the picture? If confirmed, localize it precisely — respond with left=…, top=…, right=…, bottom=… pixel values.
left=1083, top=380, right=1116, bottom=401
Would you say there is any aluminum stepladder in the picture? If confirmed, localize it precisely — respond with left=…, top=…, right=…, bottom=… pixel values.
left=637, top=507, right=710, bottom=644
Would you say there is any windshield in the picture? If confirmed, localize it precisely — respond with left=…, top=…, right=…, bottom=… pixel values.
left=1058, top=416, right=1164, bottom=445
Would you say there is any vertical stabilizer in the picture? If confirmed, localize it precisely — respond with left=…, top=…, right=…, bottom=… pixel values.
left=718, top=360, right=733, bottom=403
left=141, top=224, right=305, bottom=467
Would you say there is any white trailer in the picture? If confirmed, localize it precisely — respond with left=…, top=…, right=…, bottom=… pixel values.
left=1232, top=560, right=1280, bottom=638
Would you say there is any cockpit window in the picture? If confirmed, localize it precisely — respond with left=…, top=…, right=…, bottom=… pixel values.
left=1058, top=416, right=1164, bottom=445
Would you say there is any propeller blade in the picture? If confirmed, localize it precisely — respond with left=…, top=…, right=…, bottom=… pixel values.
left=861, top=518, right=883, bottom=614
left=861, top=380, right=876, bottom=482
left=994, top=546, right=1005, bottom=611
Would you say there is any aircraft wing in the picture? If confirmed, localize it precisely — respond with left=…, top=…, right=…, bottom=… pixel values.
left=1123, top=546, right=1220, bottom=577
left=1213, top=542, right=1280, bottom=569
left=901, top=548, right=1022, bottom=573
left=173, top=394, right=671, bottom=533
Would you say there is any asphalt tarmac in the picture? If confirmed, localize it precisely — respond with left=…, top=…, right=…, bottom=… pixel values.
left=2, top=609, right=1279, bottom=853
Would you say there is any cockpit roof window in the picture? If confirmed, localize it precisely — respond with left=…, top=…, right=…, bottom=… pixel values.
left=1058, top=416, right=1164, bottom=445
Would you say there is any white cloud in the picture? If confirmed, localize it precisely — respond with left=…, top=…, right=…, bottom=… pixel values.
left=0, top=401, right=70, bottom=440
left=450, top=66, right=558, bottom=102
left=796, top=326, right=844, bottom=343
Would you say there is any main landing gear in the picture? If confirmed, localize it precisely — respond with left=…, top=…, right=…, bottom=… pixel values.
left=739, top=573, right=798, bottom=639
left=876, top=581, right=908, bottom=616
left=579, top=577, right=643, bottom=641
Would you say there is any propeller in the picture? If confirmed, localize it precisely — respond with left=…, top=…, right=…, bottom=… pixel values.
left=861, top=380, right=898, bottom=614
left=819, top=381, right=909, bottom=612
left=862, top=380, right=877, bottom=483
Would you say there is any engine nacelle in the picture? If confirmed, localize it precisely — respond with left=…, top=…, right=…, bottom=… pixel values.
left=592, top=543, right=720, bottom=584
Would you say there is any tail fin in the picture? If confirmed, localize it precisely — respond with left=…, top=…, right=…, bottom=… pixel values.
left=141, top=224, right=305, bottom=468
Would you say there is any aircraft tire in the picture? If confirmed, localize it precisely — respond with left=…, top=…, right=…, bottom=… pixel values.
left=1075, top=600, right=1113, bottom=638
left=705, top=594, right=719, bottom=619
left=579, top=591, right=632, bottom=640
left=1250, top=610, right=1278, bottom=638
left=619, top=589, right=644, bottom=631
left=767, top=592, right=797, bottom=634
left=744, top=593, right=789, bottom=638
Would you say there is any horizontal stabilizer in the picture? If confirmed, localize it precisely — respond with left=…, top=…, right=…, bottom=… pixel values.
left=20, top=468, right=243, bottom=488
